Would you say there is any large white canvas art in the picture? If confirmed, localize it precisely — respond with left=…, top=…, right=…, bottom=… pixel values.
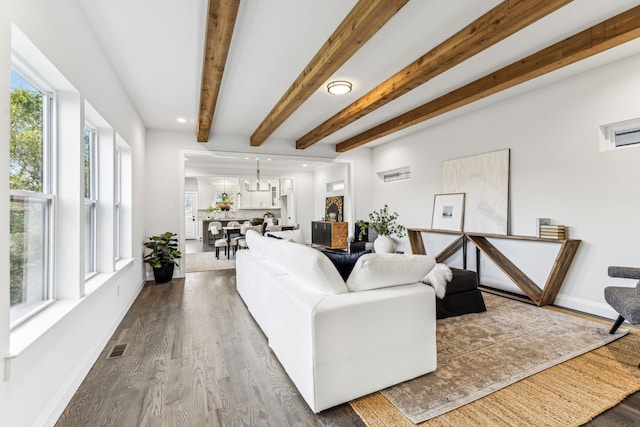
left=442, top=149, right=509, bottom=234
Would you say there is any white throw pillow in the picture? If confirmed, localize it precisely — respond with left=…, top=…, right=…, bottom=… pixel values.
left=346, top=253, right=436, bottom=292
left=421, top=263, right=452, bottom=298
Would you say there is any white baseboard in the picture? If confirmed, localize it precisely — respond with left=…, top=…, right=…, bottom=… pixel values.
left=39, top=278, right=144, bottom=427
left=554, top=293, right=618, bottom=321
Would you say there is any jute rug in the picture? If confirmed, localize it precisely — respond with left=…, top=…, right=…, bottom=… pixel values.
left=185, top=252, right=235, bottom=273
left=350, top=293, right=640, bottom=426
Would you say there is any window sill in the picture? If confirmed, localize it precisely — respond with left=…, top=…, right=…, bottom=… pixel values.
left=8, top=258, right=134, bottom=360
left=84, top=258, right=133, bottom=295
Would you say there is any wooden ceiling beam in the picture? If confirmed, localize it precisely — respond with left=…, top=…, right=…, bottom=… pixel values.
left=296, top=0, right=572, bottom=149
left=335, top=5, right=640, bottom=152
left=249, top=0, right=409, bottom=147
left=197, top=0, right=241, bottom=143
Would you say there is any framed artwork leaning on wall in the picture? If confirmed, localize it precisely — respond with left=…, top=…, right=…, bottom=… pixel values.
left=431, top=193, right=465, bottom=232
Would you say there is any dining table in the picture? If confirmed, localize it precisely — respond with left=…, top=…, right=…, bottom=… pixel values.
left=222, top=226, right=242, bottom=244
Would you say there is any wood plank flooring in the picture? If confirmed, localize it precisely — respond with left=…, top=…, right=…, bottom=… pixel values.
left=57, top=266, right=640, bottom=426
left=56, top=270, right=363, bottom=427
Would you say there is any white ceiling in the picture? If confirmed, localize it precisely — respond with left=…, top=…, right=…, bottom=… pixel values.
left=77, top=0, right=640, bottom=168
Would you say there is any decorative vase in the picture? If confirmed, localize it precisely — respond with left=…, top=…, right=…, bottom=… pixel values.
left=374, top=235, right=396, bottom=253
left=153, top=263, right=175, bottom=283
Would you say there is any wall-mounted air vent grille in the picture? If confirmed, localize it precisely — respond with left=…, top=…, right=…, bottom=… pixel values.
left=377, top=166, right=411, bottom=183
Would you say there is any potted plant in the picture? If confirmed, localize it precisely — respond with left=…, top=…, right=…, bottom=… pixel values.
left=143, top=232, right=182, bottom=283
left=356, top=204, right=406, bottom=253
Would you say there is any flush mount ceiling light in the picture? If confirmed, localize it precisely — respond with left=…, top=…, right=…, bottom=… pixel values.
left=327, top=80, right=352, bottom=95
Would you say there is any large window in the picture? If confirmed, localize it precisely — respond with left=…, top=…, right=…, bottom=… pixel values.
left=9, top=67, right=54, bottom=326
left=84, top=126, right=97, bottom=277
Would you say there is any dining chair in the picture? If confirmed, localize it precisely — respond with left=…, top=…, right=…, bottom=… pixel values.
left=211, top=221, right=232, bottom=259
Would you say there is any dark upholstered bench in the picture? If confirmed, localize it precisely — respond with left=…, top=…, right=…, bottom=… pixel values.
left=436, top=268, right=487, bottom=319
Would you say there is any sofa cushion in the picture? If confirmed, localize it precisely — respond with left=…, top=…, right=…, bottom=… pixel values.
left=266, top=229, right=305, bottom=244
left=346, top=253, right=436, bottom=292
left=246, top=230, right=347, bottom=295
left=245, top=229, right=267, bottom=255
left=321, top=250, right=372, bottom=281
left=445, top=268, right=479, bottom=294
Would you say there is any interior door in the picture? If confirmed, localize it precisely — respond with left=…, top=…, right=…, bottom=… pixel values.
left=185, top=191, right=197, bottom=239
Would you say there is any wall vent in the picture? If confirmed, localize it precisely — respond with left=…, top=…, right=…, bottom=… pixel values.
left=377, top=166, right=411, bottom=183
left=106, top=343, right=128, bottom=359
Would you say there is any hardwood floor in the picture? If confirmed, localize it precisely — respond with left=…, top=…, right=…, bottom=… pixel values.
left=185, top=239, right=216, bottom=254
left=586, top=391, right=640, bottom=426
left=57, top=267, right=639, bottom=426
left=56, top=270, right=363, bottom=427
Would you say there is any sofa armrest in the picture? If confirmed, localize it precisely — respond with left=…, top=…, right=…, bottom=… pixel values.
left=266, top=278, right=437, bottom=413
left=608, top=266, right=640, bottom=280
left=315, top=284, right=436, bottom=411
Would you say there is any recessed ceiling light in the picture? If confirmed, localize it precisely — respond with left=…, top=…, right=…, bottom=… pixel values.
left=176, top=117, right=187, bottom=123
left=302, top=163, right=308, bottom=167
left=327, top=80, right=352, bottom=95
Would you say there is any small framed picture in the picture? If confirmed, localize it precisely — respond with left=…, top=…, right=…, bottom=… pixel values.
left=431, top=193, right=465, bottom=231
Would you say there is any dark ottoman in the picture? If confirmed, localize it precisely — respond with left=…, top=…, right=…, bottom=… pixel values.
left=436, top=268, right=487, bottom=319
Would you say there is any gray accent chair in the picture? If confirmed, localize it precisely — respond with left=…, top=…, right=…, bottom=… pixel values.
left=604, top=266, right=640, bottom=334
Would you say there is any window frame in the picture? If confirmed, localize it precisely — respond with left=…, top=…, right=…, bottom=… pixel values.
left=377, top=166, right=411, bottom=183
left=326, top=180, right=345, bottom=192
left=9, top=63, right=56, bottom=328
left=599, top=118, right=640, bottom=152
left=115, top=146, right=122, bottom=261
left=84, top=124, right=98, bottom=279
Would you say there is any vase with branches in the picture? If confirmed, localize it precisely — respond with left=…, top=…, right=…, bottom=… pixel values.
left=356, top=205, right=406, bottom=253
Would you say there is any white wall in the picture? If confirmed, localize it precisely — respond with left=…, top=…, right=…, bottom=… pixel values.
left=144, top=129, right=319, bottom=270
left=336, top=148, right=373, bottom=223
left=2, top=0, right=147, bottom=425
left=185, top=177, right=198, bottom=192
left=314, top=163, right=349, bottom=221
left=369, top=52, right=640, bottom=319
left=312, top=151, right=376, bottom=237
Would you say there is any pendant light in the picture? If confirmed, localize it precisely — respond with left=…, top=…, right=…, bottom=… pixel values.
left=245, top=159, right=270, bottom=192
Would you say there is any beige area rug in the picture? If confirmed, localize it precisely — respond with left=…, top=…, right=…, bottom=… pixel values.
left=350, top=294, right=640, bottom=425
left=185, top=252, right=235, bottom=273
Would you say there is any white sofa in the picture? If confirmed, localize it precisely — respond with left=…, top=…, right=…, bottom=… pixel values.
left=235, top=230, right=438, bottom=413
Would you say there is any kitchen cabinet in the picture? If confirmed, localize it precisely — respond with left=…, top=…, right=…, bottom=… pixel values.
left=238, top=179, right=279, bottom=208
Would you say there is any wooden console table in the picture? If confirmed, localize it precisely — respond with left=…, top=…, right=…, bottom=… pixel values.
left=408, top=228, right=581, bottom=307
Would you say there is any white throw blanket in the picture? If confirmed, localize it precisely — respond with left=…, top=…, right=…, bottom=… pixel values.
left=421, top=263, right=452, bottom=299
